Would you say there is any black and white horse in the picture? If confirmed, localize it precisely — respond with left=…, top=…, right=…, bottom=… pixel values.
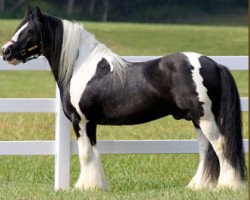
left=2, top=7, right=246, bottom=190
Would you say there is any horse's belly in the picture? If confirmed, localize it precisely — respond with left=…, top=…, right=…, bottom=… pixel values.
left=102, top=111, right=169, bottom=125
left=96, top=111, right=170, bottom=125
left=86, top=98, right=182, bottom=125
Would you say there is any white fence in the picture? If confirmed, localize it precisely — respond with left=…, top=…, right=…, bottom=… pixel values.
left=0, top=56, right=248, bottom=190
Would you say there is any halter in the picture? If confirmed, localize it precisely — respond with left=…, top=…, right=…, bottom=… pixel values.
left=11, top=39, right=43, bottom=63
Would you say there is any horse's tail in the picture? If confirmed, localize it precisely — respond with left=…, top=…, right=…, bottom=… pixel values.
left=205, top=64, right=246, bottom=181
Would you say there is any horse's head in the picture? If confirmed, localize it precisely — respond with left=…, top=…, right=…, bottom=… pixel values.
left=2, top=7, right=44, bottom=65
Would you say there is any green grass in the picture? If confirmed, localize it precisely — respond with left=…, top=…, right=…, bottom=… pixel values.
left=87, top=23, right=248, bottom=56
left=0, top=155, right=248, bottom=199
left=0, top=20, right=248, bottom=199
left=0, top=20, right=248, bottom=56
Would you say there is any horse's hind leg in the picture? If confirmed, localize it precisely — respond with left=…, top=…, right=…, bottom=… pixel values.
left=182, top=52, right=245, bottom=189
left=199, top=116, right=244, bottom=190
left=74, top=120, right=108, bottom=190
left=187, top=124, right=218, bottom=190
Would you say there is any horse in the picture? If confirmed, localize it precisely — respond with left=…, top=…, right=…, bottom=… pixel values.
left=1, top=7, right=246, bottom=190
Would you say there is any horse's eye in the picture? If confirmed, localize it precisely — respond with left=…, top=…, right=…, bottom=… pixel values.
left=28, top=29, right=34, bottom=34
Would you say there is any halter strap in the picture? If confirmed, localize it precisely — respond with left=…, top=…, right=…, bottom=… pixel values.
left=11, top=40, right=42, bottom=63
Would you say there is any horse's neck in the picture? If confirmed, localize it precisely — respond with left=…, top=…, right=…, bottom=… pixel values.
left=70, top=35, right=106, bottom=83
left=43, top=17, right=64, bottom=82
left=78, top=29, right=100, bottom=63
left=74, top=29, right=128, bottom=84
left=55, top=23, right=126, bottom=87
left=74, top=29, right=113, bottom=71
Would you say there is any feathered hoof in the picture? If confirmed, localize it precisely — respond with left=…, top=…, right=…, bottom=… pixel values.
left=216, top=180, right=246, bottom=191
left=74, top=179, right=109, bottom=191
left=187, top=178, right=217, bottom=190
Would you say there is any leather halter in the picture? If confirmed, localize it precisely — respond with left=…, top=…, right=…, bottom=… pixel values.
left=11, top=39, right=43, bottom=63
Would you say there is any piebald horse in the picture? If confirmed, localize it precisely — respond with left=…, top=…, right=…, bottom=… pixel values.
left=2, top=7, right=245, bottom=190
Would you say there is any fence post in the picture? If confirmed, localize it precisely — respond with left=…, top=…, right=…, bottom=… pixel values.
left=54, top=85, right=71, bottom=190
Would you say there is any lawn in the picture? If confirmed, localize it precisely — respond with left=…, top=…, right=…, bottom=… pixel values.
left=0, top=20, right=248, bottom=199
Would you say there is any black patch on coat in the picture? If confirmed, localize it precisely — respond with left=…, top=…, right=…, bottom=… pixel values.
left=95, top=58, right=111, bottom=77
left=79, top=53, right=204, bottom=126
left=199, top=56, right=221, bottom=120
left=86, top=122, right=97, bottom=145
left=59, top=84, right=81, bottom=138
left=156, top=53, right=204, bottom=122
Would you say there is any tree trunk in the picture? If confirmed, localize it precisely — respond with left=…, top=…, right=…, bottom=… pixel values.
left=67, top=0, right=75, bottom=17
left=89, top=0, right=95, bottom=15
left=10, top=0, right=24, bottom=13
left=102, top=0, right=110, bottom=21
left=0, top=0, right=4, bottom=12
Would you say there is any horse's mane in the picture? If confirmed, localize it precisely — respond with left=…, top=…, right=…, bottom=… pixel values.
left=59, top=20, right=82, bottom=84
left=59, top=20, right=129, bottom=85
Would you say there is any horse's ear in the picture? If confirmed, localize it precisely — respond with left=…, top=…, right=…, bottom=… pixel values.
left=35, top=6, right=43, bottom=21
left=25, top=6, right=33, bottom=16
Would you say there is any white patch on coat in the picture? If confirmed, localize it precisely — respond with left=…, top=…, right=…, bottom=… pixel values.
left=12, top=22, right=29, bottom=42
left=182, top=52, right=212, bottom=118
left=187, top=128, right=216, bottom=189
left=66, top=20, right=128, bottom=117
left=182, top=52, right=220, bottom=138
left=74, top=122, right=108, bottom=190
left=2, top=41, right=13, bottom=50
left=2, top=22, right=29, bottom=56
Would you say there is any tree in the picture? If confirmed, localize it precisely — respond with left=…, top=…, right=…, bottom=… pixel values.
left=89, top=0, right=95, bottom=15
left=10, top=0, right=24, bottom=13
left=67, top=0, right=75, bottom=17
left=102, top=0, right=110, bottom=21
left=0, top=0, right=4, bottom=12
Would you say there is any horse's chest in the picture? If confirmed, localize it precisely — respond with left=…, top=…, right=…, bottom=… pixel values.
left=69, top=63, right=98, bottom=117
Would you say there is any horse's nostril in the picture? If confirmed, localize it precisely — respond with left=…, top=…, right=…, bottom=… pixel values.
left=4, top=47, right=11, bottom=57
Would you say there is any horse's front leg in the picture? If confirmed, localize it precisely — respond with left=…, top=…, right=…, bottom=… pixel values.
left=73, top=119, right=108, bottom=190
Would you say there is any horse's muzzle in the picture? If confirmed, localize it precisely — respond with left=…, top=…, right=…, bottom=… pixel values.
left=2, top=46, right=12, bottom=61
left=2, top=44, right=21, bottom=65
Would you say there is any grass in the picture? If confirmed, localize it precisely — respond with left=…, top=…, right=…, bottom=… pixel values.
left=0, top=155, right=248, bottom=199
left=0, top=20, right=248, bottom=199
left=87, top=23, right=248, bottom=56
left=0, top=20, right=248, bottom=56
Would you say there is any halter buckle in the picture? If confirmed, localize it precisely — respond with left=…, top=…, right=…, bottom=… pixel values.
left=20, top=49, right=26, bottom=56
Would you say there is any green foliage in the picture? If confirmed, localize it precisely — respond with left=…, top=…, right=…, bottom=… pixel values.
left=0, top=0, right=247, bottom=25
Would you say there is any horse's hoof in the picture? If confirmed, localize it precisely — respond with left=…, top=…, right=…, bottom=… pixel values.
left=187, top=179, right=217, bottom=190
